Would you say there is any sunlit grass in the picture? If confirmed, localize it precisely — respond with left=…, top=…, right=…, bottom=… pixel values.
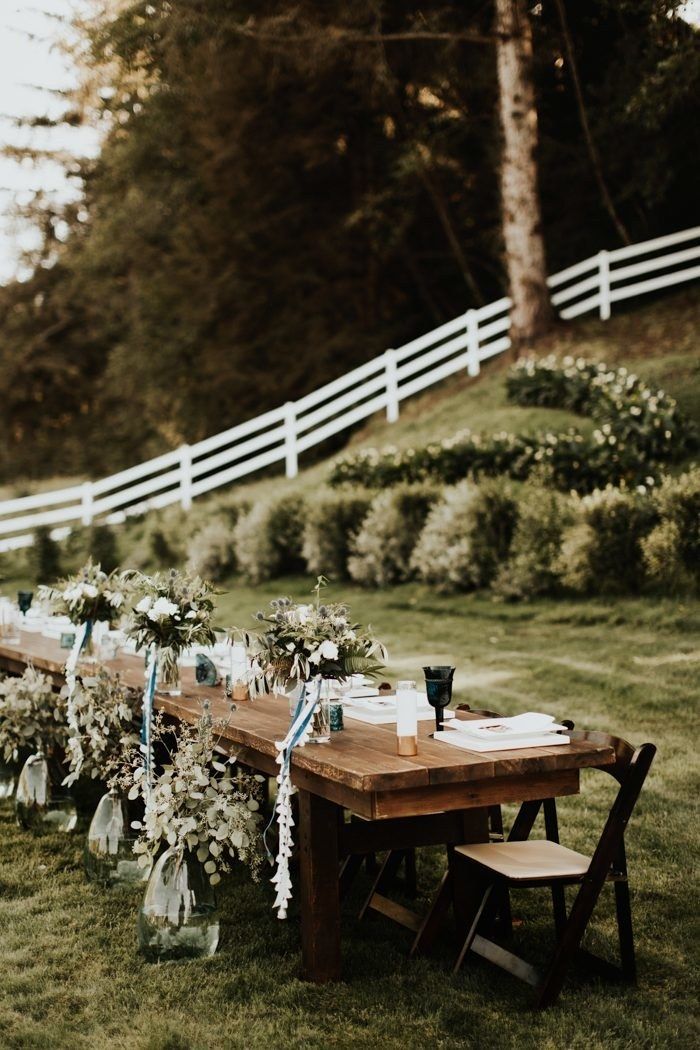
left=1, top=588, right=698, bottom=1048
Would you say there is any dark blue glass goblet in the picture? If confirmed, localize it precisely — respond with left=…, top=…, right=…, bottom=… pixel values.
left=17, top=591, right=33, bottom=616
left=423, top=665, right=455, bottom=732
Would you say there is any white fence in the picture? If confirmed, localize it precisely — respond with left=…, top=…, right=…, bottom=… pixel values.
left=1, top=224, right=699, bottom=553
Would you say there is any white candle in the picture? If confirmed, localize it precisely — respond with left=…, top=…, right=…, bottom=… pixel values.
left=396, top=680, right=418, bottom=756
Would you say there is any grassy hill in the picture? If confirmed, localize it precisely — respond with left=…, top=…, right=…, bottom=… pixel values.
left=193, top=285, right=700, bottom=509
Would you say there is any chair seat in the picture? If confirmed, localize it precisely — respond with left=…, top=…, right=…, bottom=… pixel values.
left=455, top=839, right=591, bottom=881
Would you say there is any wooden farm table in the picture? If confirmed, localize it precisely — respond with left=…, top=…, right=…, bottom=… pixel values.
left=0, top=631, right=615, bottom=982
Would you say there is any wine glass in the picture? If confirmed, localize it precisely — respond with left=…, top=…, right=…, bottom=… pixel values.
left=422, top=665, right=455, bottom=732
left=17, top=590, right=34, bottom=618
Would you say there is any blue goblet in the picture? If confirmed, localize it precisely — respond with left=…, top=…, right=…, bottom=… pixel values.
left=423, top=665, right=455, bottom=732
left=17, top=591, right=33, bottom=617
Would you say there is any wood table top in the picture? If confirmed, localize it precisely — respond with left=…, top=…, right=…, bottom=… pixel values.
left=0, top=630, right=615, bottom=801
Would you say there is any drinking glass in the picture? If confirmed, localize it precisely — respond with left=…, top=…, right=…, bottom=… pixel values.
left=422, top=665, right=455, bottom=732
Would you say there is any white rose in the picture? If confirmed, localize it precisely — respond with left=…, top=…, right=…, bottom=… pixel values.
left=147, top=597, right=180, bottom=621
left=135, top=597, right=152, bottom=613
left=296, top=604, right=311, bottom=625
left=83, top=584, right=98, bottom=599
left=185, top=610, right=197, bottom=620
left=319, top=640, right=338, bottom=661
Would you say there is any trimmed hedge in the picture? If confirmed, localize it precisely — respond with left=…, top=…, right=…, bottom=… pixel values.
left=328, top=356, right=696, bottom=494
left=348, top=484, right=437, bottom=587
left=302, top=493, right=372, bottom=580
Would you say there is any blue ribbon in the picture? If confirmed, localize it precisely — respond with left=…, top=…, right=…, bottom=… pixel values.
left=263, top=678, right=321, bottom=862
left=141, top=646, right=158, bottom=785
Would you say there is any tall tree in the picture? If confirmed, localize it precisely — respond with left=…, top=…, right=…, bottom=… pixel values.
left=495, top=0, right=553, bottom=347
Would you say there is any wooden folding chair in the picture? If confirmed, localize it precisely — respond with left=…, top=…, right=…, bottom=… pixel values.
left=439, top=730, right=656, bottom=1008
left=358, top=707, right=513, bottom=926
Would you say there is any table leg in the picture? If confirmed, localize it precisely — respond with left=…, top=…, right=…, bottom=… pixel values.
left=298, top=789, right=342, bottom=983
left=451, top=808, right=490, bottom=934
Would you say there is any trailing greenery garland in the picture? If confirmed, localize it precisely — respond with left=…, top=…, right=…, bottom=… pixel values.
left=328, top=357, right=696, bottom=493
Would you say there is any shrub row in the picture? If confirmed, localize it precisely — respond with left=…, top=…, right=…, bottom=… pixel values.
left=178, top=467, right=699, bottom=598
left=328, top=356, right=696, bottom=493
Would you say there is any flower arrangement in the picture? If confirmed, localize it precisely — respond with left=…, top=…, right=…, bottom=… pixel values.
left=124, top=569, right=217, bottom=656
left=0, top=666, right=67, bottom=761
left=243, top=577, right=387, bottom=694
left=116, top=707, right=264, bottom=885
left=63, top=669, right=140, bottom=787
left=39, top=560, right=126, bottom=626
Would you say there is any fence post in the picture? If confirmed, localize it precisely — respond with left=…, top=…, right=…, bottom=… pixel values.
left=284, top=402, right=298, bottom=479
left=179, top=444, right=193, bottom=510
left=466, top=309, right=480, bottom=376
left=385, top=348, right=399, bottom=423
left=81, top=482, right=94, bottom=527
left=598, top=249, right=611, bottom=320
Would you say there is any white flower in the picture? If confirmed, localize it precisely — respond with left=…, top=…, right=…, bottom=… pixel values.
left=135, top=597, right=152, bottom=613
left=185, top=610, right=197, bottom=619
left=83, top=584, right=98, bottom=599
left=105, top=590, right=124, bottom=609
left=147, top=597, right=180, bottom=622
left=296, top=605, right=312, bottom=625
left=319, top=640, right=339, bottom=661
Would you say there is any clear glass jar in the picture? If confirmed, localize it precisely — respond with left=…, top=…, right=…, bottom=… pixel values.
left=0, top=760, right=17, bottom=799
left=0, top=599, right=21, bottom=645
left=157, top=647, right=182, bottom=697
left=75, top=620, right=100, bottom=677
left=85, top=788, right=149, bottom=887
left=138, top=848, right=220, bottom=961
left=307, top=678, right=332, bottom=744
left=15, top=753, right=77, bottom=833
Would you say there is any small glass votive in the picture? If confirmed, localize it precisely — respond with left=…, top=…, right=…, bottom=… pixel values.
left=329, top=701, right=344, bottom=732
left=0, top=599, right=21, bottom=645
left=396, top=680, right=418, bottom=756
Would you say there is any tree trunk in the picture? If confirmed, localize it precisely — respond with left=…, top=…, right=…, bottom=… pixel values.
left=495, top=0, right=553, bottom=350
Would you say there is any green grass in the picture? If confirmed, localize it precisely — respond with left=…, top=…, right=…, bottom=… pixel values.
left=1, top=585, right=699, bottom=1049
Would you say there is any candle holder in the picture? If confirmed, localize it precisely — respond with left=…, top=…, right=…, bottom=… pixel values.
left=422, top=665, right=455, bottom=732
left=396, top=680, right=418, bottom=756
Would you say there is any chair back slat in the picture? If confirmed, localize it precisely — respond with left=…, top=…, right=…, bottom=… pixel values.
left=585, top=742, right=656, bottom=880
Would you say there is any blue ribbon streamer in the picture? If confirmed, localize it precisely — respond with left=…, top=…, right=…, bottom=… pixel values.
left=263, top=678, right=321, bottom=863
left=141, top=646, right=158, bottom=785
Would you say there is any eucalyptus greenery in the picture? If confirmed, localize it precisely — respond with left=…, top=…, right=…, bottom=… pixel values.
left=0, top=667, right=67, bottom=761
left=242, top=577, right=387, bottom=693
left=63, top=669, right=140, bottom=788
left=39, top=560, right=126, bottom=626
left=117, top=708, right=264, bottom=885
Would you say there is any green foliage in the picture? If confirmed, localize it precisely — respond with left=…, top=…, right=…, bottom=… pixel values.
left=84, top=525, right=120, bottom=573
left=301, top=494, right=372, bottom=580
left=186, top=517, right=237, bottom=582
left=347, top=484, right=436, bottom=587
left=28, top=526, right=61, bottom=585
left=558, top=487, right=657, bottom=595
left=642, top=469, right=700, bottom=592
left=494, top=486, right=575, bottom=600
left=0, top=2, right=698, bottom=482
left=329, top=356, right=696, bottom=493
left=410, top=480, right=518, bottom=592
left=234, top=495, right=306, bottom=584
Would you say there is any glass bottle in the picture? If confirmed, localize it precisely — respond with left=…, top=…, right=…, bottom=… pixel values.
left=138, top=847, right=220, bottom=961
left=85, top=787, right=149, bottom=887
left=307, top=678, right=332, bottom=744
left=15, top=752, right=77, bottom=833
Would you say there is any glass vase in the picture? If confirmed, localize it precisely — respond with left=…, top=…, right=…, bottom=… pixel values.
left=307, top=678, right=332, bottom=744
left=0, top=760, right=17, bottom=799
left=138, top=847, right=220, bottom=961
left=157, top=648, right=182, bottom=697
left=76, top=621, right=99, bottom=677
left=85, top=788, right=149, bottom=887
left=15, top=753, right=77, bottom=833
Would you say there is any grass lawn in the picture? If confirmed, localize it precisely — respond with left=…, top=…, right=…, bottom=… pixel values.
left=1, top=582, right=698, bottom=1049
